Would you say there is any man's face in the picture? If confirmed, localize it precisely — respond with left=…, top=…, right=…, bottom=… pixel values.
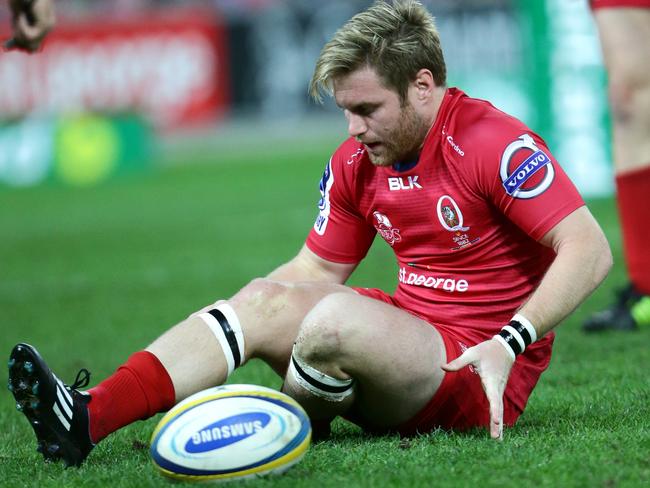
left=333, top=66, right=429, bottom=167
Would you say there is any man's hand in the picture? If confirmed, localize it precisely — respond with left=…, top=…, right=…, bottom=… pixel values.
left=5, top=0, right=55, bottom=52
left=442, top=338, right=515, bottom=440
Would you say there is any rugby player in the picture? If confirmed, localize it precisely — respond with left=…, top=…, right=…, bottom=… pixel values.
left=583, top=0, right=650, bottom=332
left=4, top=0, right=55, bottom=52
left=8, top=0, right=612, bottom=467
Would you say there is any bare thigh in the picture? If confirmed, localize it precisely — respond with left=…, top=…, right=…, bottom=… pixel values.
left=290, top=292, right=447, bottom=428
left=147, top=278, right=355, bottom=400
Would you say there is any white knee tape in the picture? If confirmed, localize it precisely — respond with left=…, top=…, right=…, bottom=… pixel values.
left=288, top=345, right=354, bottom=402
left=198, top=303, right=245, bottom=377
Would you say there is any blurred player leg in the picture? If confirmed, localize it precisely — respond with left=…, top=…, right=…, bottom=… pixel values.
left=584, top=5, right=650, bottom=331
left=282, top=292, right=447, bottom=430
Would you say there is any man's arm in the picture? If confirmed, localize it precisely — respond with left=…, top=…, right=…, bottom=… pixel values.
left=444, top=205, right=612, bottom=439
left=515, top=205, right=612, bottom=336
left=267, top=244, right=358, bottom=284
left=5, top=0, right=55, bottom=52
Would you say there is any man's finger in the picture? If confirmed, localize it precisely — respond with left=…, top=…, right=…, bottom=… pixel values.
left=441, top=348, right=474, bottom=372
left=490, top=401, right=503, bottom=440
left=484, top=381, right=504, bottom=440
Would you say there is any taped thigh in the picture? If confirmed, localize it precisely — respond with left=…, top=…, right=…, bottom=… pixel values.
left=197, top=303, right=245, bottom=377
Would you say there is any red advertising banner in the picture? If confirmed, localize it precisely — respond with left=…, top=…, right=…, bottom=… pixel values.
left=0, top=9, right=230, bottom=130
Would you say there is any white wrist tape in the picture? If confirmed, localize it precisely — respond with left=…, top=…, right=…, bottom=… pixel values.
left=494, top=313, right=537, bottom=358
left=512, top=313, right=537, bottom=343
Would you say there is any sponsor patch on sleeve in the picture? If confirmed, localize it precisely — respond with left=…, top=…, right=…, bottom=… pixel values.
left=499, top=134, right=555, bottom=199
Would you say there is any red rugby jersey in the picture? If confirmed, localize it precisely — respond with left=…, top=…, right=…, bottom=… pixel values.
left=306, top=88, right=584, bottom=345
left=590, top=0, right=650, bottom=9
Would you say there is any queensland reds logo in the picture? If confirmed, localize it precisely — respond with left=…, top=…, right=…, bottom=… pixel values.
left=500, top=134, right=555, bottom=199
left=436, top=195, right=479, bottom=250
left=373, top=211, right=401, bottom=246
left=441, top=205, right=459, bottom=228
left=436, top=195, right=469, bottom=232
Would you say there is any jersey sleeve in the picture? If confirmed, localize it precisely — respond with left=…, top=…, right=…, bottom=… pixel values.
left=464, top=118, right=584, bottom=241
left=305, top=142, right=376, bottom=264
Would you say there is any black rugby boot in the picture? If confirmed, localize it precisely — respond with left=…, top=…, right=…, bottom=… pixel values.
left=583, top=284, right=650, bottom=332
left=8, top=343, right=95, bottom=467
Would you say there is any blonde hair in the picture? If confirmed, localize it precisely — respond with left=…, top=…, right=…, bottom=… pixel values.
left=310, top=0, right=446, bottom=104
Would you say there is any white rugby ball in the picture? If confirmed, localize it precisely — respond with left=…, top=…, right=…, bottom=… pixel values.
left=150, top=384, right=311, bottom=483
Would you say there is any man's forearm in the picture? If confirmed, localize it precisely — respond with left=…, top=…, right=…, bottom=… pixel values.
left=517, top=219, right=612, bottom=338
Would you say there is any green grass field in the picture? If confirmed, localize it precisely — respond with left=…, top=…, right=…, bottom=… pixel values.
left=1, top=142, right=648, bottom=487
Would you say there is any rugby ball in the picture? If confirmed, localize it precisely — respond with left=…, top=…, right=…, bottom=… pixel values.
left=150, top=384, right=311, bottom=482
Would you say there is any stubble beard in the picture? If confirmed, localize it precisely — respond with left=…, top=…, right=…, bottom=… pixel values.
left=367, top=104, right=429, bottom=167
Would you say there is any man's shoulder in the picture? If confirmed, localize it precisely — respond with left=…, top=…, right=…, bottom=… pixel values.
left=452, top=92, right=528, bottom=139
left=447, top=91, right=536, bottom=160
left=330, top=137, right=367, bottom=168
left=316, top=138, right=371, bottom=204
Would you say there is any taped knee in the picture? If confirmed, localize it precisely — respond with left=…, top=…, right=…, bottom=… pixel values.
left=197, top=303, right=245, bottom=377
left=288, top=345, right=354, bottom=402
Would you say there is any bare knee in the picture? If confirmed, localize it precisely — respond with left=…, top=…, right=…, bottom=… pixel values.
left=294, top=293, right=358, bottom=375
left=285, top=294, right=358, bottom=419
left=608, top=73, right=650, bottom=127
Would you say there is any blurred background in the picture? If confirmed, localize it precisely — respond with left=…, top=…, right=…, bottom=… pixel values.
left=0, top=0, right=611, bottom=196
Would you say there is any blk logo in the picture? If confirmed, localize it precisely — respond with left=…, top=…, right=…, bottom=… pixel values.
left=388, top=176, right=422, bottom=191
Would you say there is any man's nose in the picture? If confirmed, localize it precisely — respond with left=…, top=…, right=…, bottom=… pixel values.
left=347, top=112, right=367, bottom=138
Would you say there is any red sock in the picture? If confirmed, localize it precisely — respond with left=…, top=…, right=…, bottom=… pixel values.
left=616, top=164, right=650, bottom=295
left=86, top=351, right=175, bottom=443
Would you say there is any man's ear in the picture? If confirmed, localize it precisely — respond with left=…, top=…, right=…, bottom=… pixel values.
left=413, top=69, right=436, bottom=101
